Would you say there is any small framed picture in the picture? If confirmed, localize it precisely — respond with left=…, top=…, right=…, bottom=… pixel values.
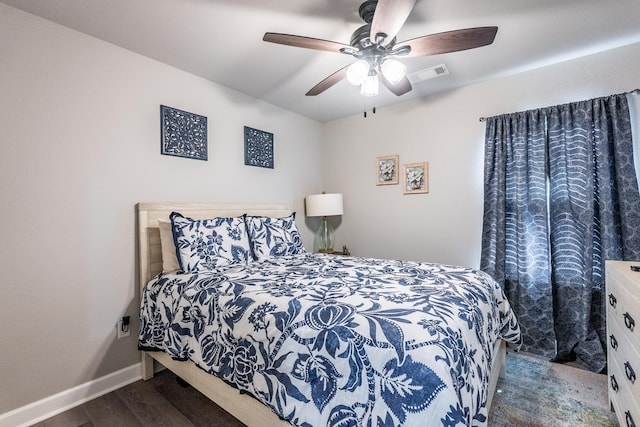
left=403, top=162, right=429, bottom=194
left=376, top=155, right=399, bottom=185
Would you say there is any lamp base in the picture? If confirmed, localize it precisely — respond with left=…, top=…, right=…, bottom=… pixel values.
left=314, top=217, right=335, bottom=253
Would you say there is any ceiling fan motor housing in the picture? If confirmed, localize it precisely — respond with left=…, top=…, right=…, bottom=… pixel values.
left=350, top=24, right=373, bottom=49
left=349, top=0, right=402, bottom=68
left=359, top=0, right=377, bottom=23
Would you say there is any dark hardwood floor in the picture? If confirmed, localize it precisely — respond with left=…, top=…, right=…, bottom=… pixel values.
left=31, top=369, right=244, bottom=427
left=31, top=352, right=616, bottom=427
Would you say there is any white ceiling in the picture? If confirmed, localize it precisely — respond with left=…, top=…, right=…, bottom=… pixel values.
left=3, top=0, right=640, bottom=122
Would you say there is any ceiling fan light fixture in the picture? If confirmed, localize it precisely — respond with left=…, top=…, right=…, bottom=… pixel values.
left=360, top=74, right=379, bottom=97
left=346, top=60, right=370, bottom=86
left=381, top=59, right=406, bottom=85
left=264, top=1, right=498, bottom=98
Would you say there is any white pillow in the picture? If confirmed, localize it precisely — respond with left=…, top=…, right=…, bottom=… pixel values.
left=158, top=220, right=180, bottom=272
left=245, top=213, right=306, bottom=261
left=170, top=212, right=252, bottom=272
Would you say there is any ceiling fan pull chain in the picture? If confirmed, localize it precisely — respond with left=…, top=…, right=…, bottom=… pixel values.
left=363, top=106, right=377, bottom=118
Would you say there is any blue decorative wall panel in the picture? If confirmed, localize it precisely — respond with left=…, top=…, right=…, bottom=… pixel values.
left=160, top=105, right=208, bottom=161
left=244, top=126, right=274, bottom=169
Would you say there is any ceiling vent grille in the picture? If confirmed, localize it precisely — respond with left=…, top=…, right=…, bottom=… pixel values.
left=408, top=64, right=449, bottom=84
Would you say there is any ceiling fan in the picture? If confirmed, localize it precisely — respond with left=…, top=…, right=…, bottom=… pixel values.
left=263, top=0, right=497, bottom=97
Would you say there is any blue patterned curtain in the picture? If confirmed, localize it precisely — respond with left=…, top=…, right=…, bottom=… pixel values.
left=481, top=93, right=640, bottom=372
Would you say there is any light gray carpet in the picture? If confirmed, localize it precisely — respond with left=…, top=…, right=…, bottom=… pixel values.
left=489, top=351, right=618, bottom=426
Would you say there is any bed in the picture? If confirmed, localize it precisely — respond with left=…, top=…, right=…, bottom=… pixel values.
left=136, top=202, right=520, bottom=426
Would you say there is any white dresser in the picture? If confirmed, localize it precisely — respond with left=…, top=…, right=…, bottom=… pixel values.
left=606, top=260, right=640, bottom=427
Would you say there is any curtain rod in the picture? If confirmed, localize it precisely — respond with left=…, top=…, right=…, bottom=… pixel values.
left=478, top=88, right=640, bottom=122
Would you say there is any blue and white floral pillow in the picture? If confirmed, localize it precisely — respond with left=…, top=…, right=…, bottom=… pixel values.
left=170, top=212, right=251, bottom=272
left=245, top=213, right=305, bottom=261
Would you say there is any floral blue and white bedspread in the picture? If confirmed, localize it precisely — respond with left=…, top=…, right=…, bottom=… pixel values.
left=139, top=253, right=520, bottom=426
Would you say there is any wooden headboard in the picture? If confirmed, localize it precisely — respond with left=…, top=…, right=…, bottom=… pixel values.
left=136, top=202, right=291, bottom=291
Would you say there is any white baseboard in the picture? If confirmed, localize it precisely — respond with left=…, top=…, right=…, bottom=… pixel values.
left=0, top=363, right=141, bottom=427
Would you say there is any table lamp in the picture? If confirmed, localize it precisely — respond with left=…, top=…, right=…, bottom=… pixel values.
left=305, top=193, right=343, bottom=252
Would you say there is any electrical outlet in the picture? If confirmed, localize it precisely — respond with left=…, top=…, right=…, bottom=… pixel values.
left=116, top=320, right=130, bottom=339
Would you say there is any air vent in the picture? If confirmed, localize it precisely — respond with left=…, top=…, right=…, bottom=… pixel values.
left=408, top=64, right=450, bottom=84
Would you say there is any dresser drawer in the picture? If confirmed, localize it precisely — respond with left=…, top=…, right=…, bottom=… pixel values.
left=612, top=329, right=640, bottom=408
left=607, top=262, right=640, bottom=351
left=609, top=303, right=639, bottom=360
left=609, top=354, right=640, bottom=427
left=607, top=261, right=640, bottom=296
left=607, top=268, right=625, bottom=319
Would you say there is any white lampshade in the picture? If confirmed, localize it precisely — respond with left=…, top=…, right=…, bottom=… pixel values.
left=306, top=193, right=344, bottom=217
left=381, top=59, right=406, bottom=85
left=346, top=60, right=370, bottom=86
left=360, top=74, right=379, bottom=97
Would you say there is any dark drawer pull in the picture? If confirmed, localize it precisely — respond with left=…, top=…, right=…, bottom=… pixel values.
left=610, top=334, right=618, bottom=350
left=624, top=312, right=636, bottom=331
left=625, top=361, right=636, bottom=383
left=626, top=410, right=635, bottom=427
left=609, top=293, right=617, bottom=308
left=611, top=374, right=619, bottom=392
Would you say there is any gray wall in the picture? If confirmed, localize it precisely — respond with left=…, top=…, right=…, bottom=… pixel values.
left=0, top=4, right=323, bottom=414
left=324, top=41, right=640, bottom=268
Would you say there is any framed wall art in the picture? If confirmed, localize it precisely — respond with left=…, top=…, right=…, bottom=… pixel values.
left=160, top=105, right=208, bottom=161
left=376, top=155, right=399, bottom=185
left=244, top=126, right=274, bottom=169
left=403, top=162, right=429, bottom=194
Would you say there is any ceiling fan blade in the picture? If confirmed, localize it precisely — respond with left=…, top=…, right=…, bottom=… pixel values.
left=263, top=32, right=351, bottom=53
left=380, top=74, right=412, bottom=96
left=400, top=26, right=498, bottom=58
left=306, top=65, right=350, bottom=96
left=370, top=0, right=417, bottom=46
